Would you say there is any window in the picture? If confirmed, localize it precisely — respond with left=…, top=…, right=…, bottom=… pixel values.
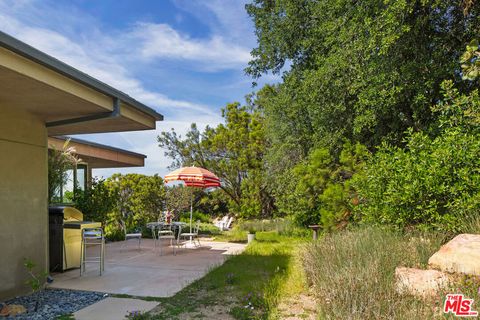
left=56, top=163, right=88, bottom=203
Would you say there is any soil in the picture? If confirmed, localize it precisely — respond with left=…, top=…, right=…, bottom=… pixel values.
left=277, top=293, right=317, bottom=320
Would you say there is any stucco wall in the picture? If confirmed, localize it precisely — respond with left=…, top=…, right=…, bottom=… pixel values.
left=0, top=105, right=48, bottom=300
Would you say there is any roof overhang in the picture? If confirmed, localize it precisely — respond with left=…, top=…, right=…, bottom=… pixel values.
left=0, top=31, right=163, bottom=136
left=48, top=136, right=146, bottom=169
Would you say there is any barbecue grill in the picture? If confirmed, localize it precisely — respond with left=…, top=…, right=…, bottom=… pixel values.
left=48, top=206, right=101, bottom=272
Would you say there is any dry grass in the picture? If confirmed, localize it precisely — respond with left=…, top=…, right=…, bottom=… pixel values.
left=301, top=226, right=452, bottom=319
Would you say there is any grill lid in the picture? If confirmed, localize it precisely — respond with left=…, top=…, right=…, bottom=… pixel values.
left=48, top=206, right=83, bottom=221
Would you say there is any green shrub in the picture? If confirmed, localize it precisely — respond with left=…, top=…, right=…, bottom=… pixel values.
left=104, top=214, right=124, bottom=242
left=197, top=222, right=222, bottom=235
left=106, top=173, right=165, bottom=233
left=353, top=81, right=480, bottom=232
left=354, top=128, right=480, bottom=232
left=179, top=210, right=211, bottom=223
left=235, top=218, right=288, bottom=232
left=223, top=218, right=310, bottom=241
left=302, top=226, right=447, bottom=319
left=274, top=142, right=367, bottom=230
left=73, top=177, right=115, bottom=224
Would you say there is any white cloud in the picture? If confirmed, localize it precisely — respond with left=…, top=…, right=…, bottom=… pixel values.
left=173, top=0, right=255, bottom=47
left=131, top=22, right=251, bottom=71
left=88, top=119, right=217, bottom=178
left=0, top=12, right=221, bottom=121
left=0, top=0, right=256, bottom=177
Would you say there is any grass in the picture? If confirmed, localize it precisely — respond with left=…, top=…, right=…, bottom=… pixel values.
left=234, top=218, right=311, bottom=238
left=301, top=225, right=480, bottom=319
left=458, top=212, right=480, bottom=234
left=115, top=221, right=480, bottom=319
left=137, top=231, right=310, bottom=319
left=214, top=218, right=311, bottom=243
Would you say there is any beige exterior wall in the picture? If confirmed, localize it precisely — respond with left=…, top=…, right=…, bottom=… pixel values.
left=0, top=105, right=48, bottom=300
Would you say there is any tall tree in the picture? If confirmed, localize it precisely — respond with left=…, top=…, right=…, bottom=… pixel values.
left=106, top=173, right=166, bottom=229
left=158, top=100, right=273, bottom=218
left=247, top=1, right=480, bottom=223
left=248, top=0, right=480, bottom=156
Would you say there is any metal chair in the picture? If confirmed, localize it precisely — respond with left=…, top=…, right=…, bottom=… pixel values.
left=179, top=221, right=201, bottom=247
left=80, top=227, right=105, bottom=276
left=120, top=220, right=142, bottom=250
left=157, top=223, right=177, bottom=255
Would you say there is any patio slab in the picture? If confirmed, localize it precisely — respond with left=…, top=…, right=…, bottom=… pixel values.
left=74, top=297, right=158, bottom=320
left=51, top=239, right=245, bottom=297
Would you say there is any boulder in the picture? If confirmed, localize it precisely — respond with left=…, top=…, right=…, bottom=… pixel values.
left=428, top=234, right=480, bottom=276
left=395, top=267, right=451, bottom=297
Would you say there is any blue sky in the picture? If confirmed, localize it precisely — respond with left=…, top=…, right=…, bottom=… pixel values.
left=0, top=0, right=277, bottom=177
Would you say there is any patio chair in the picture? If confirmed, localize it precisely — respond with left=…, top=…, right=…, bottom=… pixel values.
left=224, top=216, right=234, bottom=230
left=157, top=223, right=177, bottom=255
left=120, top=220, right=142, bottom=250
left=179, top=221, right=201, bottom=247
left=214, top=215, right=228, bottom=230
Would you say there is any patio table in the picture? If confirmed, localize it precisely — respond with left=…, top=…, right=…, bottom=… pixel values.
left=146, top=221, right=186, bottom=242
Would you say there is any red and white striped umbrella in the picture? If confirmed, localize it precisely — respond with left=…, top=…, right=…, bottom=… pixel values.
left=164, top=166, right=220, bottom=236
left=164, top=166, right=221, bottom=188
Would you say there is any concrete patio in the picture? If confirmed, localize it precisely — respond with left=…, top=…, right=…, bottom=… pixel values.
left=51, top=238, right=245, bottom=297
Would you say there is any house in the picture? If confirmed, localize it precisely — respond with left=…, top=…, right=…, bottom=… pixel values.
left=0, top=31, right=163, bottom=300
left=48, top=136, right=148, bottom=196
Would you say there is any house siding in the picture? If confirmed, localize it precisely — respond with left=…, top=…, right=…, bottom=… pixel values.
left=0, top=105, right=48, bottom=300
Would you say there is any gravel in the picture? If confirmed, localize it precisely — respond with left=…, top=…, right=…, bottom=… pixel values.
left=4, top=288, right=107, bottom=320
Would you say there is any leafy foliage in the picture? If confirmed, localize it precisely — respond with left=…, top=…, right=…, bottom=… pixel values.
left=106, top=173, right=166, bottom=232
left=165, top=185, right=193, bottom=219
left=159, top=100, right=273, bottom=218
left=23, top=258, right=49, bottom=312
left=242, top=1, right=480, bottom=231
left=461, top=39, right=480, bottom=81
left=354, top=83, right=480, bottom=231
left=48, top=140, right=79, bottom=203
left=166, top=185, right=229, bottom=218
left=74, top=174, right=166, bottom=239
left=72, top=177, right=116, bottom=224
left=248, top=0, right=480, bottom=203
left=275, top=142, right=368, bottom=229
left=196, top=189, right=230, bottom=217
left=178, top=210, right=211, bottom=223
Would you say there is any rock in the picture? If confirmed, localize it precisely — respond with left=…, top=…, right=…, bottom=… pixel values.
left=0, top=305, right=9, bottom=317
left=4, top=288, right=105, bottom=320
left=395, top=267, right=451, bottom=297
left=10, top=305, right=27, bottom=315
left=428, top=234, right=480, bottom=276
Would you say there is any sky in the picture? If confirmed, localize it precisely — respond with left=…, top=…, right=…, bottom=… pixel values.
left=0, top=0, right=278, bottom=178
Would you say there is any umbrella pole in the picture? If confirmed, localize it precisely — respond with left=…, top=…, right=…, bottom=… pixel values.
left=190, top=191, right=193, bottom=234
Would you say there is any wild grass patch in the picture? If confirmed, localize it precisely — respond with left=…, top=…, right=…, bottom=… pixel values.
left=215, top=218, right=310, bottom=243
left=301, top=226, right=473, bottom=319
